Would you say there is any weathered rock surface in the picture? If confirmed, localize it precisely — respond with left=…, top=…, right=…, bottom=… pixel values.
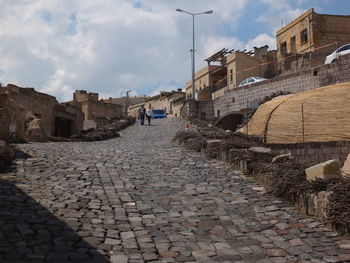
left=0, top=141, right=17, bottom=171
left=306, top=159, right=342, bottom=181
left=249, top=146, right=272, bottom=154
left=271, top=152, right=294, bottom=163
left=25, top=118, right=47, bottom=142
left=342, top=154, right=350, bottom=176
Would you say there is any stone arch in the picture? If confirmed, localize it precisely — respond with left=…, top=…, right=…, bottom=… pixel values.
left=215, top=112, right=244, bottom=131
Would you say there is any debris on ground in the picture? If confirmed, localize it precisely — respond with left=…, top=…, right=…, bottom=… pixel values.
left=172, top=131, right=206, bottom=152
left=328, top=181, right=350, bottom=229
left=174, top=117, right=350, bottom=233
left=51, top=116, right=135, bottom=142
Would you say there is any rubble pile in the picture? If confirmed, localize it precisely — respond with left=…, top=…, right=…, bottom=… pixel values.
left=0, top=140, right=16, bottom=171
left=65, top=117, right=135, bottom=142
left=174, top=118, right=350, bottom=233
left=172, top=131, right=207, bottom=152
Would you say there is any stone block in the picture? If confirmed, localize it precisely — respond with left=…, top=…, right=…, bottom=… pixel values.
left=342, top=154, right=350, bottom=176
left=248, top=147, right=271, bottom=154
left=271, top=153, right=293, bottom=163
left=305, top=159, right=342, bottom=181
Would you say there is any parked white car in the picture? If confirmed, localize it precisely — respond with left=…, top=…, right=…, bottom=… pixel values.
left=324, top=43, right=350, bottom=64
left=238, top=77, right=267, bottom=87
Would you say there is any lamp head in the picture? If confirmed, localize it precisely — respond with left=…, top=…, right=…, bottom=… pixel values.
left=205, top=10, right=213, bottom=14
left=176, top=8, right=183, bottom=12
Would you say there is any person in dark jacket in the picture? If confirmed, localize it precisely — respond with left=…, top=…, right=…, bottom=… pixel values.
left=139, top=105, right=146, bottom=125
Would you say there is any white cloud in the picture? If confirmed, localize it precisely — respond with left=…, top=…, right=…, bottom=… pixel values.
left=202, top=36, right=245, bottom=58
left=245, top=34, right=276, bottom=50
left=0, top=0, right=308, bottom=101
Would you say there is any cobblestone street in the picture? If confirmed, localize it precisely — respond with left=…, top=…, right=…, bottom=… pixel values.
left=1, top=118, right=350, bottom=263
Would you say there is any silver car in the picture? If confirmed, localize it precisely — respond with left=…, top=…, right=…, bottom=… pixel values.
left=324, top=43, right=350, bottom=64
left=238, top=77, right=267, bottom=87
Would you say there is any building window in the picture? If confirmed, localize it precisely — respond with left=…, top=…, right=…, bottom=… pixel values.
left=300, top=29, right=308, bottom=45
left=230, top=69, right=233, bottom=83
left=290, top=36, right=296, bottom=53
left=217, top=110, right=220, bottom=117
left=280, top=41, right=287, bottom=55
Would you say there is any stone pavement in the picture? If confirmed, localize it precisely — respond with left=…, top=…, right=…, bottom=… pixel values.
left=1, top=118, right=350, bottom=263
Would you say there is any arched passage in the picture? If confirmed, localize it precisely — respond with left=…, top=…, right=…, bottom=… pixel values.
left=215, top=112, right=244, bottom=131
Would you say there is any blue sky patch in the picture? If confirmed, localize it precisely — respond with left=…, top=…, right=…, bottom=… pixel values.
left=66, top=13, right=77, bottom=35
left=41, top=10, right=52, bottom=24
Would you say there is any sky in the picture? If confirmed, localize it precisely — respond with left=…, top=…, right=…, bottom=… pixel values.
left=0, top=0, right=348, bottom=102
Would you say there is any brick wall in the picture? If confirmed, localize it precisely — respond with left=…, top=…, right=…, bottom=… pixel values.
left=213, top=54, right=350, bottom=117
left=271, top=141, right=350, bottom=166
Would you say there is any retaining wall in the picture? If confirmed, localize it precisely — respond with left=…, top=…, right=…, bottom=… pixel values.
left=270, top=141, right=350, bottom=166
left=213, top=54, right=350, bottom=117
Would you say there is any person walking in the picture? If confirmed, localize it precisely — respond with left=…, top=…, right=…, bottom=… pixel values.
left=139, top=105, right=146, bottom=125
left=146, top=109, right=151, bottom=126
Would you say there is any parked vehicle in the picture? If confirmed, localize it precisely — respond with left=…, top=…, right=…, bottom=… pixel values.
left=146, top=109, right=167, bottom=119
left=238, top=77, right=268, bottom=87
left=324, top=43, right=350, bottom=64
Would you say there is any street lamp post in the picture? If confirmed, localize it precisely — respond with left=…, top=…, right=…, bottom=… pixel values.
left=125, top=90, right=131, bottom=115
left=176, top=8, right=213, bottom=100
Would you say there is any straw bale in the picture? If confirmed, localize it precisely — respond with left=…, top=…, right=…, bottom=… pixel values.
left=243, top=82, right=350, bottom=144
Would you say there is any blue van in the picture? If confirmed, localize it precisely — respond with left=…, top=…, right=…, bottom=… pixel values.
left=146, top=109, right=167, bottom=119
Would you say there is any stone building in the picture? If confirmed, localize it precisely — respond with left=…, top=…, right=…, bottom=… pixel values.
left=276, top=8, right=350, bottom=72
left=0, top=84, right=83, bottom=141
left=70, top=90, right=123, bottom=130
left=185, top=65, right=222, bottom=101
left=185, top=46, right=277, bottom=103
left=128, top=90, right=186, bottom=118
left=102, top=96, right=148, bottom=116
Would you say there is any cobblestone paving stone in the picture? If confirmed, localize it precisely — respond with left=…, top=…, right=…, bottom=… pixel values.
left=1, top=118, right=350, bottom=262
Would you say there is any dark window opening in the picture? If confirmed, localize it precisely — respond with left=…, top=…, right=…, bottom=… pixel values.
left=290, top=36, right=296, bottom=53
left=217, top=110, right=220, bottom=117
left=280, top=41, right=287, bottom=56
left=55, top=117, right=72, bottom=138
left=300, top=29, right=308, bottom=45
